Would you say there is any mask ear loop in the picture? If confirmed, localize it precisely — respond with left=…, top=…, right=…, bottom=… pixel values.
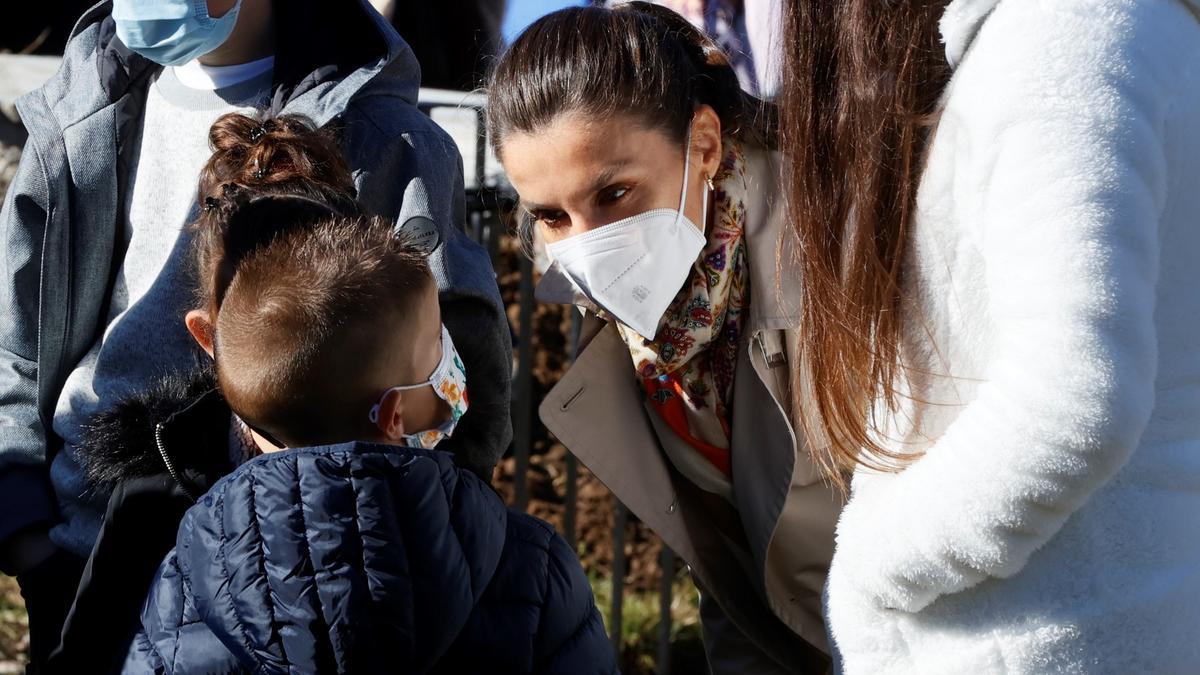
left=368, top=380, right=437, bottom=424
left=677, top=128, right=692, bottom=219
left=367, top=326, right=454, bottom=424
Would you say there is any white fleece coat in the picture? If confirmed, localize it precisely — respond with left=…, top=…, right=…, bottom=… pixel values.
left=826, top=1, right=1200, bottom=673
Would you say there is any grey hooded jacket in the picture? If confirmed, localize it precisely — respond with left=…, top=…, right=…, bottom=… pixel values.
left=0, top=0, right=512, bottom=559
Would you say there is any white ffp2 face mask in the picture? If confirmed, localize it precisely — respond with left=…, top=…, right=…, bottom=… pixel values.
left=544, top=135, right=708, bottom=340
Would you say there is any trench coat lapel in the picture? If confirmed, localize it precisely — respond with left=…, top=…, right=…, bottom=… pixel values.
left=539, top=321, right=696, bottom=563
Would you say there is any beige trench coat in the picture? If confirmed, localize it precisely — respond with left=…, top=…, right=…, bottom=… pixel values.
left=539, top=147, right=843, bottom=672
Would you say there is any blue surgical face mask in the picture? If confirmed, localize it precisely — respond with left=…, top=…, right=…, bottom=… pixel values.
left=113, top=0, right=243, bottom=66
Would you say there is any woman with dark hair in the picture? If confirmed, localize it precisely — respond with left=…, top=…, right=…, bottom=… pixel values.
left=488, top=3, right=840, bottom=672
left=779, top=1, right=1200, bottom=672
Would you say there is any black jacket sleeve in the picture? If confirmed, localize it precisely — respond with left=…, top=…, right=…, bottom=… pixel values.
left=533, top=533, right=617, bottom=675
left=47, top=474, right=196, bottom=675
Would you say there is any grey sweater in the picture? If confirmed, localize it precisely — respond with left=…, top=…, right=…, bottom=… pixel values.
left=49, top=67, right=271, bottom=556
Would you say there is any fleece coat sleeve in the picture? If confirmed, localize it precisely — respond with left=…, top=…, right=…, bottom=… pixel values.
left=833, top=0, right=1167, bottom=614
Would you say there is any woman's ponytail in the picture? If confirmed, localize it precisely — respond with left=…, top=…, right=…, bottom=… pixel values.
left=627, top=1, right=777, bottom=147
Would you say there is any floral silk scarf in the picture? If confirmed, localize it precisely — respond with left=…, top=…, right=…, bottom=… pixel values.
left=615, top=140, right=749, bottom=478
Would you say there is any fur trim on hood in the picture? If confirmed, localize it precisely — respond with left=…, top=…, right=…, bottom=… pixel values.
left=76, top=367, right=235, bottom=496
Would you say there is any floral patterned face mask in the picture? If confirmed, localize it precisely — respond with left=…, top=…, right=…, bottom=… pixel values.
left=368, top=325, right=469, bottom=449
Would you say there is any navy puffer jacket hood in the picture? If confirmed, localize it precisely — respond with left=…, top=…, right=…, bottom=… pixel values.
left=123, top=442, right=614, bottom=674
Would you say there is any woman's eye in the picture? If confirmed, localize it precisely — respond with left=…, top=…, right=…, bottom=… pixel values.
left=531, top=210, right=567, bottom=227
left=599, top=186, right=630, bottom=205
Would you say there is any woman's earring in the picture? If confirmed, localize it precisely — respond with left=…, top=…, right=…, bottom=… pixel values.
left=705, top=175, right=716, bottom=191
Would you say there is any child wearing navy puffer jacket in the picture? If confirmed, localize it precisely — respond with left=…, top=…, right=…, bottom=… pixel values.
left=64, top=114, right=614, bottom=675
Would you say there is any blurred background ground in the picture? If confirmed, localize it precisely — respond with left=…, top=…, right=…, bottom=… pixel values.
left=0, top=576, right=25, bottom=671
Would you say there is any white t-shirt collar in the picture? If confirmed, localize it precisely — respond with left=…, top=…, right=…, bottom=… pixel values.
left=172, top=55, right=276, bottom=91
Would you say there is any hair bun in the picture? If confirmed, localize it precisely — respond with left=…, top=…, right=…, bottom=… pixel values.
left=207, top=113, right=261, bottom=153
left=201, top=113, right=356, bottom=195
left=193, top=112, right=361, bottom=320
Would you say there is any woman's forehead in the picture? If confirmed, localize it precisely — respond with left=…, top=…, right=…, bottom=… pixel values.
left=501, top=114, right=676, bottom=203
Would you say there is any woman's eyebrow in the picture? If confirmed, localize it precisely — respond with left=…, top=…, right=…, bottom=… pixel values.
left=520, top=199, right=556, bottom=213
left=579, top=160, right=633, bottom=198
left=520, top=160, right=635, bottom=213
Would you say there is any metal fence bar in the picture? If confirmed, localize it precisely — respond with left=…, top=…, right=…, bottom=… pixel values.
left=563, top=311, right=584, bottom=548
left=611, top=501, right=628, bottom=659
left=472, top=104, right=502, bottom=267
left=483, top=202, right=501, bottom=267
left=474, top=106, right=487, bottom=189
left=658, top=546, right=676, bottom=675
left=563, top=454, right=578, bottom=549
left=512, top=252, right=535, bottom=511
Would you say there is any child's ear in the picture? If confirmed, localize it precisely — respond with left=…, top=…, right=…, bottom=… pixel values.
left=376, top=389, right=406, bottom=441
left=185, top=310, right=215, bottom=358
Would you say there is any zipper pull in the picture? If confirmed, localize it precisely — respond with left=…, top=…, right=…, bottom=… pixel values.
left=155, top=423, right=199, bottom=502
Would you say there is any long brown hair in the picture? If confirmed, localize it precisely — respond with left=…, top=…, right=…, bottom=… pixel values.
left=780, top=2, right=952, bottom=489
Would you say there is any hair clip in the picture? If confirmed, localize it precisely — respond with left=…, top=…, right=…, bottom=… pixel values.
left=253, top=167, right=268, bottom=180
left=248, top=119, right=278, bottom=143
left=202, top=196, right=221, bottom=212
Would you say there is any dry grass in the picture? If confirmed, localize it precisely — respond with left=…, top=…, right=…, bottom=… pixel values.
left=0, top=575, right=27, bottom=669
left=590, top=570, right=707, bottom=675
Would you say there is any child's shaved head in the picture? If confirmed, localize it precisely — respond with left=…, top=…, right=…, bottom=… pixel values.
left=212, top=211, right=435, bottom=447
